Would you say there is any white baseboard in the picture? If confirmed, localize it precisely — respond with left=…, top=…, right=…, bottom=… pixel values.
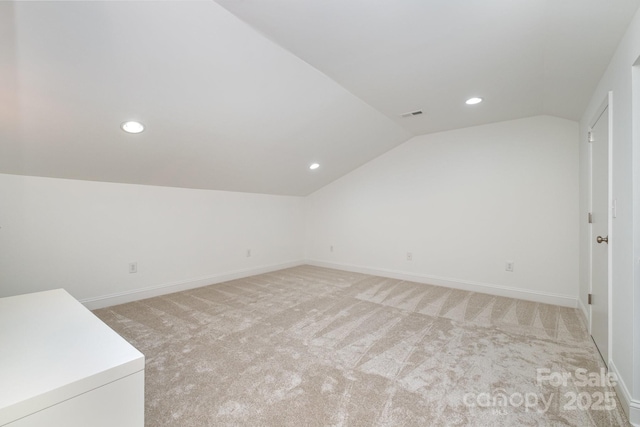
left=86, top=259, right=578, bottom=310
left=81, top=260, right=305, bottom=310
left=306, top=259, right=577, bottom=308
left=631, top=401, right=640, bottom=426
left=609, top=360, right=640, bottom=426
left=577, top=296, right=590, bottom=331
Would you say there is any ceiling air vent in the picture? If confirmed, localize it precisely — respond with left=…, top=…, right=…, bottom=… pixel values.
left=400, top=110, right=423, bottom=118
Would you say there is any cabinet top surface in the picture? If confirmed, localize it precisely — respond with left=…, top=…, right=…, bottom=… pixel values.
left=0, top=289, right=144, bottom=424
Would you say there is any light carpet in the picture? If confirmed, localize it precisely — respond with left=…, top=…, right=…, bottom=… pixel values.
left=94, top=265, right=629, bottom=426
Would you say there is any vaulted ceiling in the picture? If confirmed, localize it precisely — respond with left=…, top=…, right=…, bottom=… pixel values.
left=1, top=1, right=638, bottom=196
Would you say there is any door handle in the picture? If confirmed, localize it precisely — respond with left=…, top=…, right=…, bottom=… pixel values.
left=596, top=236, right=608, bottom=244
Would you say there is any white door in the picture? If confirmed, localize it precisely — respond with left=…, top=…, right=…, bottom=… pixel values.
left=590, top=105, right=609, bottom=366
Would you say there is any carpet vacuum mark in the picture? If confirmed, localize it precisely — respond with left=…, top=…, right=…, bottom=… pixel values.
left=94, top=265, right=629, bottom=426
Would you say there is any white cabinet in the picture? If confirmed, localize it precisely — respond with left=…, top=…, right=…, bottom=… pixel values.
left=0, top=289, right=144, bottom=427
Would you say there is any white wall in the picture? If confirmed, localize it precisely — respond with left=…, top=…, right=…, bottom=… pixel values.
left=579, top=6, right=640, bottom=422
left=0, top=174, right=305, bottom=308
left=305, top=115, right=579, bottom=306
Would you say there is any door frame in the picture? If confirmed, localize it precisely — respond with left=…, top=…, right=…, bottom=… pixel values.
left=587, top=91, right=613, bottom=365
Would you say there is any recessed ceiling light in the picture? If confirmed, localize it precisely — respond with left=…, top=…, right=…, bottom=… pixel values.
left=309, top=163, right=320, bottom=170
left=465, top=97, right=483, bottom=105
left=121, top=121, right=145, bottom=134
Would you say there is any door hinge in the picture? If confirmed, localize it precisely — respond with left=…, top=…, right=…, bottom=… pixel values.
left=588, top=131, right=594, bottom=143
left=588, top=212, right=593, bottom=224
left=588, top=293, right=592, bottom=305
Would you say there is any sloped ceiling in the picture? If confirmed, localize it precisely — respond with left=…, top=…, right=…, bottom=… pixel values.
left=1, top=0, right=638, bottom=196
left=214, top=0, right=640, bottom=134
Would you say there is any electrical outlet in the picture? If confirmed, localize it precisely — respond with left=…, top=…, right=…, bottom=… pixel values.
left=246, top=249, right=251, bottom=257
left=407, top=252, right=413, bottom=261
left=129, top=262, right=137, bottom=274
left=505, top=261, right=514, bottom=272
